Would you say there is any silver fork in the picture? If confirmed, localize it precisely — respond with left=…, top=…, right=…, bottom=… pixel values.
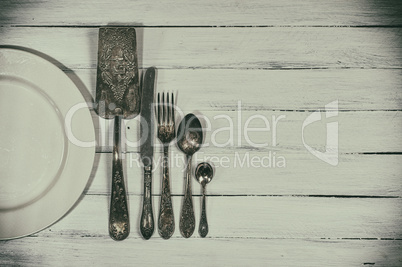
left=156, top=92, right=175, bottom=239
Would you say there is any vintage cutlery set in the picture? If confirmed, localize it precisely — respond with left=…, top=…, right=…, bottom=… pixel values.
left=96, top=27, right=214, bottom=240
left=0, top=27, right=213, bottom=241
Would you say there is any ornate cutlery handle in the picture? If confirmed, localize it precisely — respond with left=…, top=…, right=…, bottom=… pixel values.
left=158, top=146, right=175, bottom=239
left=199, top=185, right=208, bottom=237
left=109, top=116, right=130, bottom=241
left=140, top=165, right=154, bottom=239
left=179, top=155, right=195, bottom=238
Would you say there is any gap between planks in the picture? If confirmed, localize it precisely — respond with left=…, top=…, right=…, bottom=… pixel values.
left=6, top=25, right=402, bottom=28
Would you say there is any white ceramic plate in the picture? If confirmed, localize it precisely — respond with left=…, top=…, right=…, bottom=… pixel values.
left=0, top=48, right=95, bottom=239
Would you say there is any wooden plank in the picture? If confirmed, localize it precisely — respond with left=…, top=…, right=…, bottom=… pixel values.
left=4, top=195, right=401, bottom=239
left=2, top=27, right=402, bottom=69
left=87, top=153, right=402, bottom=196
left=69, top=68, right=402, bottom=111
left=1, top=238, right=401, bottom=267
left=90, top=111, right=402, bottom=153
left=0, top=0, right=401, bottom=26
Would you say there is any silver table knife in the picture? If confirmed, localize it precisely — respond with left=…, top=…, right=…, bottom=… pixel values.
left=139, top=67, right=156, bottom=239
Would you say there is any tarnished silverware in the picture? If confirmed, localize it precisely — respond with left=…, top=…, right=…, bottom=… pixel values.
left=95, top=27, right=140, bottom=241
left=139, top=67, right=156, bottom=240
left=156, top=92, right=176, bottom=239
left=195, top=162, right=214, bottom=238
left=177, top=114, right=203, bottom=238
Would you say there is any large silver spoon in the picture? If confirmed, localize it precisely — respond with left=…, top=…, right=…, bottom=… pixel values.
left=177, top=113, right=203, bottom=238
left=195, top=162, right=214, bottom=238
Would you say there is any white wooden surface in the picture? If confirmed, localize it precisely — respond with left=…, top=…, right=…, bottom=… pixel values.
left=1, top=0, right=402, bottom=266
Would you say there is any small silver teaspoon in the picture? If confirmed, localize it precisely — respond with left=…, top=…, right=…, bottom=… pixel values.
left=195, top=162, right=214, bottom=238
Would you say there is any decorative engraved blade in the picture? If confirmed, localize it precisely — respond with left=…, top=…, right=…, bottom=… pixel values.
left=95, top=27, right=140, bottom=119
left=140, top=67, right=155, bottom=165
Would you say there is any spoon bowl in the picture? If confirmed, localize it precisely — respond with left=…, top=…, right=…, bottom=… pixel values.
left=177, top=113, right=203, bottom=156
left=195, top=162, right=214, bottom=186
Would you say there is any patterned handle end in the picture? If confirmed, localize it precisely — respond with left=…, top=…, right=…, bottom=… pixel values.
left=140, top=166, right=154, bottom=240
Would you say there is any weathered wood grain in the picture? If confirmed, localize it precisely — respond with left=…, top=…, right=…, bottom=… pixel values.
left=0, top=0, right=401, bottom=26
left=5, top=195, right=401, bottom=239
left=1, top=238, right=401, bottom=267
left=68, top=68, right=402, bottom=111
left=87, top=152, right=402, bottom=196
left=1, top=27, right=402, bottom=69
left=1, top=237, right=401, bottom=267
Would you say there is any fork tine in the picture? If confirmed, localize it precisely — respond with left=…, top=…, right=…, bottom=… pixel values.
left=157, top=92, right=161, bottom=125
left=162, top=92, right=166, bottom=124
left=166, top=93, right=170, bottom=124
left=171, top=92, right=175, bottom=126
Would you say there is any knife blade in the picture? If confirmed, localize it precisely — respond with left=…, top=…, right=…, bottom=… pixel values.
left=139, top=67, right=156, bottom=239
